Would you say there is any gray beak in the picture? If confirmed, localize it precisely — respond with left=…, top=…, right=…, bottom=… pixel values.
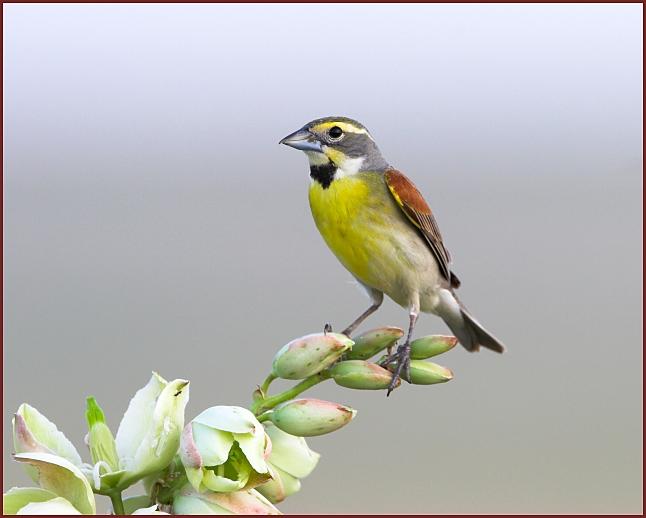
left=279, top=128, right=322, bottom=152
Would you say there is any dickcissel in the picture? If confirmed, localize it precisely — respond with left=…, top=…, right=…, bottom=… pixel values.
left=280, top=117, right=505, bottom=394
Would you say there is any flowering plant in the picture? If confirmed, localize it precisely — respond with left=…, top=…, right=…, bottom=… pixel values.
left=3, top=328, right=455, bottom=514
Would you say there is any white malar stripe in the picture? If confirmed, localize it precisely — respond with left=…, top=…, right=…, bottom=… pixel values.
left=335, top=156, right=365, bottom=178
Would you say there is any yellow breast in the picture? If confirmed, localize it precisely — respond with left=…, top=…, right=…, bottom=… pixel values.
left=308, top=174, right=389, bottom=286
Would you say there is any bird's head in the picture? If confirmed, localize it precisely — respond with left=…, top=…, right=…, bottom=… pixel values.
left=280, top=117, right=389, bottom=176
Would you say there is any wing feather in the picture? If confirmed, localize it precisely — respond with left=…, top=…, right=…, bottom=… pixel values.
left=384, top=169, right=458, bottom=286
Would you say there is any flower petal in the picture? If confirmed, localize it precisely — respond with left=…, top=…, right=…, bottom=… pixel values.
left=184, top=466, right=204, bottom=493
left=172, top=495, right=227, bottom=515
left=255, top=465, right=286, bottom=504
left=174, top=489, right=281, bottom=515
left=123, top=495, right=155, bottom=515
left=115, top=373, right=166, bottom=464
left=130, top=379, right=189, bottom=477
left=17, top=496, right=82, bottom=515
left=264, top=424, right=319, bottom=479
left=131, top=505, right=169, bottom=515
left=14, top=405, right=82, bottom=467
left=97, top=469, right=128, bottom=492
left=3, top=487, right=57, bottom=515
left=193, top=406, right=258, bottom=434
left=256, top=464, right=301, bottom=504
left=116, top=375, right=189, bottom=489
left=202, top=469, right=247, bottom=493
left=191, top=424, right=234, bottom=467
left=206, top=489, right=282, bottom=515
left=13, top=453, right=95, bottom=515
left=233, top=432, right=269, bottom=475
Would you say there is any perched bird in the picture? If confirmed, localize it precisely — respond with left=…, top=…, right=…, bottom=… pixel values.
left=280, top=117, right=505, bottom=394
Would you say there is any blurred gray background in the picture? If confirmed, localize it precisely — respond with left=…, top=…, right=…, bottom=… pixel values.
left=4, top=4, right=642, bottom=514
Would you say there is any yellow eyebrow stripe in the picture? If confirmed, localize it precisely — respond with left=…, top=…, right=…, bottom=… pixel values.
left=312, top=121, right=368, bottom=135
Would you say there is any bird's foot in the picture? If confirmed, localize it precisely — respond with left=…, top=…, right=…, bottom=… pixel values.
left=380, top=341, right=411, bottom=396
left=340, top=326, right=352, bottom=337
left=323, top=323, right=333, bottom=335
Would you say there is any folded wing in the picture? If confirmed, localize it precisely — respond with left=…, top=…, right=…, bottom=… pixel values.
left=384, top=169, right=459, bottom=288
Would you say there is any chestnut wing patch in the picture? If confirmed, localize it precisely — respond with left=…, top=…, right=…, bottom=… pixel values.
left=384, top=169, right=455, bottom=285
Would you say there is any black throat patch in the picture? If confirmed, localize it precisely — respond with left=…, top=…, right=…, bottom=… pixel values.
left=309, top=163, right=337, bottom=189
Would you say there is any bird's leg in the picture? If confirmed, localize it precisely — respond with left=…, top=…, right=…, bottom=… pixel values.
left=341, top=303, right=381, bottom=337
left=341, top=292, right=384, bottom=337
left=383, top=308, right=419, bottom=396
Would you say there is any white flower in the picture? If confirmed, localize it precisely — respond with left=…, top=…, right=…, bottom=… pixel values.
left=113, top=373, right=189, bottom=489
left=180, top=406, right=271, bottom=493
left=11, top=372, right=189, bottom=494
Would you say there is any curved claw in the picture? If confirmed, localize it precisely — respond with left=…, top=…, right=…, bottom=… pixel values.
left=385, top=341, right=412, bottom=396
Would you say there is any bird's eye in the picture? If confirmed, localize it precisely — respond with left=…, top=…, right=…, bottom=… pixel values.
left=328, top=126, right=344, bottom=139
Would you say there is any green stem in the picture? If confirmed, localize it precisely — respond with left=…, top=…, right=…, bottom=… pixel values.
left=260, top=374, right=277, bottom=396
left=157, top=473, right=188, bottom=506
left=257, top=411, right=273, bottom=423
left=109, top=491, right=125, bottom=515
left=252, top=371, right=330, bottom=415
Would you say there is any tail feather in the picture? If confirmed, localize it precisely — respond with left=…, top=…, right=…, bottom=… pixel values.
left=437, top=289, right=505, bottom=353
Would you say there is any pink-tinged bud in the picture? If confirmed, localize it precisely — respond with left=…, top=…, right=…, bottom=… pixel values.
left=269, top=399, right=356, bottom=437
left=410, top=335, right=458, bottom=359
left=388, top=360, right=453, bottom=385
left=329, top=360, right=398, bottom=390
left=345, top=327, right=404, bottom=360
left=272, top=333, right=352, bottom=380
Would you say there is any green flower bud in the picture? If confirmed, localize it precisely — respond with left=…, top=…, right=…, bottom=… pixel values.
left=344, top=327, right=403, bottom=360
left=270, top=399, right=356, bottom=437
left=389, top=360, right=453, bottom=385
left=85, top=397, right=119, bottom=471
left=272, top=333, right=353, bottom=380
left=329, top=360, right=398, bottom=390
left=410, top=335, right=458, bottom=359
